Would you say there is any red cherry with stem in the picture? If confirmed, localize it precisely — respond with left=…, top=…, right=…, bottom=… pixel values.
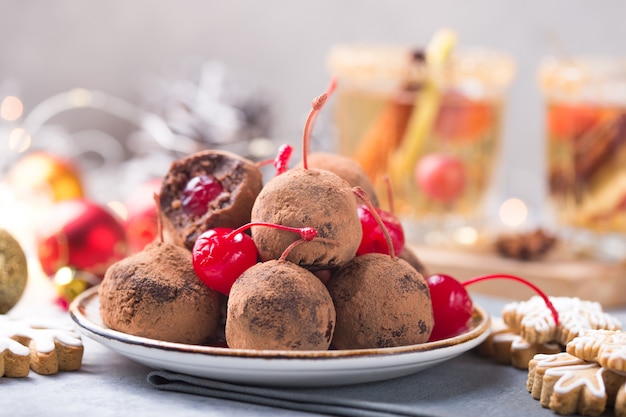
left=181, top=175, right=224, bottom=216
left=356, top=204, right=405, bottom=256
left=426, top=274, right=474, bottom=341
left=356, top=175, right=405, bottom=256
left=426, top=273, right=559, bottom=341
left=353, top=186, right=398, bottom=259
left=193, top=228, right=258, bottom=296
left=192, top=222, right=317, bottom=295
left=256, top=144, right=294, bottom=175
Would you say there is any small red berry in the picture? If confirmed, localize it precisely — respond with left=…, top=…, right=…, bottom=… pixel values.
left=415, top=153, right=466, bottom=204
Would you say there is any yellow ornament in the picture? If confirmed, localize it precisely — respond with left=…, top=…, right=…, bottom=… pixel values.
left=0, top=228, right=28, bottom=313
left=52, top=267, right=100, bottom=309
left=9, top=151, right=84, bottom=202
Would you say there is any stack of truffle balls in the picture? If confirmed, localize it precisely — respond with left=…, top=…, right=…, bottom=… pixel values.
left=99, top=103, right=434, bottom=351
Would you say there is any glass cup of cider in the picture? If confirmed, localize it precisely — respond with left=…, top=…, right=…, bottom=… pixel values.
left=539, top=56, right=626, bottom=260
left=326, top=42, right=515, bottom=246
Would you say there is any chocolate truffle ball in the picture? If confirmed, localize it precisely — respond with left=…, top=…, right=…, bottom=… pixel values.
left=296, top=152, right=380, bottom=206
left=399, top=246, right=429, bottom=277
left=326, top=253, right=433, bottom=349
left=250, top=167, right=362, bottom=270
left=226, top=260, right=336, bottom=350
left=99, top=241, right=222, bottom=344
left=159, top=150, right=263, bottom=250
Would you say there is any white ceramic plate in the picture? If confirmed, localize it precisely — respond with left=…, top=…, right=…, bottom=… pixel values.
left=70, top=286, right=491, bottom=387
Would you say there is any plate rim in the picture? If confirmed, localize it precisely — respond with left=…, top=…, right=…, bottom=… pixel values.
left=70, top=285, right=491, bottom=360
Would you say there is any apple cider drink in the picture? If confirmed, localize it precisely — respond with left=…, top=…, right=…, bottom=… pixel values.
left=327, top=41, right=515, bottom=243
left=540, top=57, right=626, bottom=252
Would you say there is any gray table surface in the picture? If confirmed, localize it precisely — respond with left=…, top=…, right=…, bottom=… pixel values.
left=3, top=274, right=626, bottom=417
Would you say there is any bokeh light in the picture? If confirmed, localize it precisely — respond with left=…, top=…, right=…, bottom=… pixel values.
left=499, top=198, right=528, bottom=227
left=8, top=127, right=31, bottom=152
left=1, top=95, right=24, bottom=121
left=453, top=226, right=478, bottom=246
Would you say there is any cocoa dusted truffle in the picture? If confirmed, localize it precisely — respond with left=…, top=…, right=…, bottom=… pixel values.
left=99, top=241, right=222, bottom=344
left=296, top=152, right=380, bottom=206
left=326, top=253, right=434, bottom=349
left=225, top=260, right=336, bottom=350
left=159, top=150, right=263, bottom=250
left=250, top=167, right=362, bottom=270
left=398, top=246, right=428, bottom=277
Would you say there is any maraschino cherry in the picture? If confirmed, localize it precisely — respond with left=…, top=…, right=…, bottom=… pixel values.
left=356, top=175, right=405, bottom=256
left=426, top=273, right=560, bottom=341
left=192, top=222, right=317, bottom=295
left=356, top=205, right=405, bottom=256
left=181, top=175, right=224, bottom=217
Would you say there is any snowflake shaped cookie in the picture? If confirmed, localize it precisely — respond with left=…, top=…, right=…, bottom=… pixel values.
left=0, top=315, right=84, bottom=377
left=527, top=330, right=626, bottom=416
left=502, top=296, right=622, bottom=345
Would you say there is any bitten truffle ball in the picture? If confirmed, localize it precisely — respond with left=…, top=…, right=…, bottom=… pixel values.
left=99, top=241, right=222, bottom=344
left=159, top=150, right=263, bottom=250
left=226, top=260, right=336, bottom=350
left=327, top=253, right=434, bottom=349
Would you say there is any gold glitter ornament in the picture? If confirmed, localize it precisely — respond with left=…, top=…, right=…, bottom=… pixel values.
left=0, top=229, right=28, bottom=313
left=52, top=267, right=99, bottom=309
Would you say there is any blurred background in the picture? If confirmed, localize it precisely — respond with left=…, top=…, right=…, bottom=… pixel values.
left=2, top=0, right=626, bottom=309
left=1, top=0, right=625, bottom=232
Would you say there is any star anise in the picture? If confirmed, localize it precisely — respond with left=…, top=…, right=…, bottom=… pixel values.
left=495, top=229, right=558, bottom=261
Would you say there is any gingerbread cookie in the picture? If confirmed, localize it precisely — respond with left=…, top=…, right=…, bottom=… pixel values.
left=528, top=353, right=626, bottom=416
left=567, top=329, right=626, bottom=374
left=502, top=296, right=622, bottom=345
left=0, top=316, right=84, bottom=377
left=527, top=352, right=588, bottom=401
left=527, top=331, right=626, bottom=417
left=477, top=318, right=562, bottom=369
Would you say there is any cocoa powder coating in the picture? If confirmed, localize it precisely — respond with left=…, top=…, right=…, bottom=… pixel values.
left=326, top=253, right=434, bottom=349
left=296, top=152, right=380, bottom=206
left=398, top=246, right=429, bottom=277
left=250, top=168, right=362, bottom=269
left=225, top=260, right=336, bottom=350
left=99, top=241, right=222, bottom=344
left=159, top=150, right=263, bottom=250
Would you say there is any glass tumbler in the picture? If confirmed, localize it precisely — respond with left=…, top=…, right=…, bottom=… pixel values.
left=327, top=43, right=515, bottom=246
left=539, top=56, right=626, bottom=260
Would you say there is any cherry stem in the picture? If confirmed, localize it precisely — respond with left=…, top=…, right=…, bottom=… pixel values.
left=279, top=239, right=309, bottom=262
left=462, top=274, right=560, bottom=327
left=256, top=143, right=293, bottom=175
left=383, top=174, right=395, bottom=214
left=302, top=78, right=337, bottom=170
left=228, top=222, right=318, bottom=242
left=353, top=186, right=395, bottom=258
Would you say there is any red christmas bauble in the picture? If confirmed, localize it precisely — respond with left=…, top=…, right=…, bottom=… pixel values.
left=36, top=198, right=129, bottom=279
left=124, top=179, right=160, bottom=254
